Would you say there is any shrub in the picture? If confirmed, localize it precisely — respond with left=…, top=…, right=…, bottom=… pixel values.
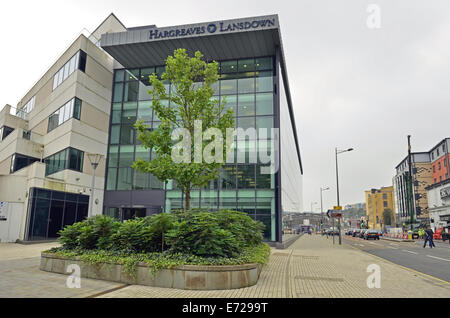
left=166, top=212, right=240, bottom=258
left=58, top=215, right=119, bottom=250
left=215, top=210, right=265, bottom=247
left=110, top=218, right=156, bottom=253
left=57, top=210, right=265, bottom=260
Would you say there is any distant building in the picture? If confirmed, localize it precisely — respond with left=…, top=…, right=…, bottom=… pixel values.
left=365, top=186, right=396, bottom=230
left=425, top=138, right=450, bottom=230
left=393, top=152, right=432, bottom=226
left=393, top=138, right=449, bottom=227
left=344, top=203, right=366, bottom=210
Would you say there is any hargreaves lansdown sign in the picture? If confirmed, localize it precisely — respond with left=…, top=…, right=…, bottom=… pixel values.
left=149, top=18, right=277, bottom=40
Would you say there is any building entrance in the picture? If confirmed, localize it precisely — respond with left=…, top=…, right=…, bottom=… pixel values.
left=122, top=208, right=147, bottom=221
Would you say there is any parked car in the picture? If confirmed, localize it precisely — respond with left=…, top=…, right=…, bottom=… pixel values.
left=352, top=229, right=361, bottom=237
left=364, top=230, right=380, bottom=240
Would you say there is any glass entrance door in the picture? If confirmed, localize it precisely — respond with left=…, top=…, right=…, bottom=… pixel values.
left=122, top=208, right=147, bottom=221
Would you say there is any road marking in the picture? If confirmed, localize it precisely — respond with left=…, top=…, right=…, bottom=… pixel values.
left=387, top=246, right=398, bottom=250
left=427, top=255, right=450, bottom=262
left=346, top=244, right=450, bottom=285
left=402, top=250, right=418, bottom=255
left=390, top=243, right=398, bottom=246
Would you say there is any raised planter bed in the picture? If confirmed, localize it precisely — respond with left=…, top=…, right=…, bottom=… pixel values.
left=40, top=252, right=263, bottom=290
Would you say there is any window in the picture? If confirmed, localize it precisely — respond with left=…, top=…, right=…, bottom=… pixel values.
left=52, top=50, right=86, bottom=91
left=45, top=148, right=84, bottom=176
left=0, top=126, right=14, bottom=141
left=439, top=162, right=441, bottom=170
left=16, top=96, right=35, bottom=119
left=47, top=98, right=82, bottom=132
left=27, top=188, right=89, bottom=241
left=22, top=130, right=31, bottom=140
left=437, top=149, right=440, bottom=156
left=433, top=165, right=436, bottom=173
left=10, top=154, right=40, bottom=173
left=383, top=201, right=388, bottom=207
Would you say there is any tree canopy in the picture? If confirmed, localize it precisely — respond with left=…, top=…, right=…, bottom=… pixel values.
left=133, top=49, right=235, bottom=211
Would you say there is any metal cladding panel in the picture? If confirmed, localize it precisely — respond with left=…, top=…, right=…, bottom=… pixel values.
left=104, top=190, right=165, bottom=207
left=101, top=15, right=281, bottom=68
left=103, top=30, right=279, bottom=68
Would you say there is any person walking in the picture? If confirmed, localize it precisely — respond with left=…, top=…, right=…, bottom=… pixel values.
left=424, top=227, right=435, bottom=248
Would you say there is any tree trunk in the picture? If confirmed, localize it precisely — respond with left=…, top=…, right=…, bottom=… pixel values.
left=185, top=185, right=191, bottom=212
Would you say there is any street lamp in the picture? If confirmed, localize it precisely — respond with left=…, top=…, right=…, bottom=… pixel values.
left=320, top=187, right=330, bottom=230
left=87, top=153, right=103, bottom=218
left=335, top=147, right=354, bottom=245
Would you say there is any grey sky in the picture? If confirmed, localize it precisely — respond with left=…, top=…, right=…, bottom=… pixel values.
left=1, top=0, right=449, bottom=213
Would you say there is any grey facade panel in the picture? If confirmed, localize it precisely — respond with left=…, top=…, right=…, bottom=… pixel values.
left=104, top=190, right=165, bottom=207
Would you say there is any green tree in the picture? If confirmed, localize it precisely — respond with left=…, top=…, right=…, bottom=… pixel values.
left=382, top=209, right=393, bottom=226
left=133, top=49, right=234, bottom=211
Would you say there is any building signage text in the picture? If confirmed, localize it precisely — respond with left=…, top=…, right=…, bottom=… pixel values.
left=441, top=187, right=450, bottom=199
left=149, top=18, right=276, bottom=40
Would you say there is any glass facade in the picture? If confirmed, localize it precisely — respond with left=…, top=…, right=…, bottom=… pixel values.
left=48, top=98, right=82, bottom=132
left=26, top=188, right=89, bottom=241
left=106, top=56, right=278, bottom=241
left=280, top=64, right=303, bottom=214
left=44, top=147, right=84, bottom=176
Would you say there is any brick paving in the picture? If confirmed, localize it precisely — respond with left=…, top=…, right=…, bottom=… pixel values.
left=0, top=243, right=123, bottom=298
left=1, top=236, right=449, bottom=298
left=99, top=235, right=450, bottom=298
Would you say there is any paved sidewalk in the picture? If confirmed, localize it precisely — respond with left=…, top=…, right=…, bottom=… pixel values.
left=0, top=243, right=123, bottom=298
left=99, top=235, right=450, bottom=298
left=0, top=242, right=60, bottom=261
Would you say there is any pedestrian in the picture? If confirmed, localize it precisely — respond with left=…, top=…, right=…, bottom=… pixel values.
left=424, top=227, right=435, bottom=248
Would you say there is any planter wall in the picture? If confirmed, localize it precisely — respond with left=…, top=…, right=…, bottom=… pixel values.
left=40, top=253, right=263, bottom=290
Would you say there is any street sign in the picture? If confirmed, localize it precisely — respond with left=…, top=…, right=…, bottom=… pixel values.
left=334, top=206, right=342, bottom=211
left=327, top=209, right=342, bottom=218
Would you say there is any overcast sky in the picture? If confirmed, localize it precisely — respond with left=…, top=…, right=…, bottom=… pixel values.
left=1, top=0, right=449, bottom=212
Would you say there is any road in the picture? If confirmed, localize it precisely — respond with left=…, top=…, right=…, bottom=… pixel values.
left=343, top=235, right=450, bottom=283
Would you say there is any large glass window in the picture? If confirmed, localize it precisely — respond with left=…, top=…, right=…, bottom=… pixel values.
left=10, top=154, right=40, bottom=173
left=52, top=51, right=85, bottom=90
left=48, top=98, right=82, bottom=132
left=45, top=148, right=83, bottom=176
left=27, top=188, right=90, bottom=241
left=106, top=56, right=279, bottom=240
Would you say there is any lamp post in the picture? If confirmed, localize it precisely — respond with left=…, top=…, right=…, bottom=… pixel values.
left=87, top=153, right=103, bottom=218
left=335, top=147, right=354, bottom=245
left=320, top=187, right=330, bottom=230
